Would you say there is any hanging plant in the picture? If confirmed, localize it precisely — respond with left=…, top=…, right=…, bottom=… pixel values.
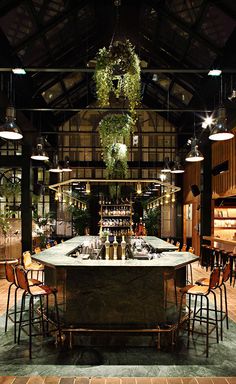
left=99, top=113, right=133, bottom=179
left=94, top=40, right=141, bottom=118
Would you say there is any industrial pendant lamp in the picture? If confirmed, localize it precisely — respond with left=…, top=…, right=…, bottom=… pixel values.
left=209, top=106, right=234, bottom=141
left=161, top=157, right=171, bottom=173
left=31, top=137, right=49, bottom=161
left=49, top=154, right=63, bottom=173
left=171, top=159, right=185, bottom=173
left=185, top=138, right=204, bottom=162
left=0, top=106, right=23, bottom=140
left=62, top=156, right=72, bottom=172
left=209, top=75, right=234, bottom=141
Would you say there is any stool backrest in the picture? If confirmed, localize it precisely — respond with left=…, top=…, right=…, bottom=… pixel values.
left=5, top=263, right=16, bottom=284
left=34, top=247, right=41, bottom=254
left=46, top=243, right=51, bottom=249
left=209, top=267, right=220, bottom=289
left=15, top=266, right=30, bottom=292
left=181, top=244, right=187, bottom=252
left=53, top=240, right=57, bottom=246
left=222, top=262, right=231, bottom=284
left=166, top=238, right=170, bottom=243
left=189, top=247, right=194, bottom=253
left=23, top=251, right=32, bottom=269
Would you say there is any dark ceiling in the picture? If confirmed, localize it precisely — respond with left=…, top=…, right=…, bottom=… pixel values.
left=0, top=0, right=236, bottom=140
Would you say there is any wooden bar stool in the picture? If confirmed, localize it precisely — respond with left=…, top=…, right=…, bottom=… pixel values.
left=195, top=263, right=230, bottom=341
left=16, top=265, right=61, bottom=359
left=5, top=263, right=41, bottom=343
left=178, top=267, right=220, bottom=357
left=22, top=251, right=44, bottom=280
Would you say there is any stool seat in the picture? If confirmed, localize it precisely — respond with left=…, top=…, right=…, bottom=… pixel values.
left=29, top=284, right=57, bottom=296
left=180, top=284, right=209, bottom=295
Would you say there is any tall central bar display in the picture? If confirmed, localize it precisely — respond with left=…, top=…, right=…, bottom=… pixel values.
left=32, top=236, right=198, bottom=346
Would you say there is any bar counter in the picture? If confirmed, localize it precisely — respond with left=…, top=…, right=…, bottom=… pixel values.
left=32, top=236, right=198, bottom=346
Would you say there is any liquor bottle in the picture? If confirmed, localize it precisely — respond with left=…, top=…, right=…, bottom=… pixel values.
left=121, top=235, right=126, bottom=260
left=105, top=235, right=110, bottom=260
left=113, top=235, right=118, bottom=260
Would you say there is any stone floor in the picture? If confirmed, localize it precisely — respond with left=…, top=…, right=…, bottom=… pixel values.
left=0, top=262, right=235, bottom=383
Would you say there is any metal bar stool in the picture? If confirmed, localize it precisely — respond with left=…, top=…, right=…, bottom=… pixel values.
left=195, top=263, right=230, bottom=341
left=5, top=263, right=42, bottom=343
left=15, top=265, right=61, bottom=359
left=178, top=267, right=220, bottom=357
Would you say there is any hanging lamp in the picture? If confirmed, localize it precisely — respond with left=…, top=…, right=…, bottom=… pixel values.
left=185, top=138, right=204, bottom=162
left=209, top=106, right=234, bottom=141
left=49, top=154, right=63, bottom=173
left=0, top=106, right=23, bottom=140
left=171, top=160, right=185, bottom=173
left=31, top=137, right=49, bottom=161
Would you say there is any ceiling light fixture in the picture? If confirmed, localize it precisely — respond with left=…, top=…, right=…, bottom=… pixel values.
left=202, top=115, right=214, bottom=129
left=185, top=138, right=204, bottom=162
left=209, top=106, right=234, bottom=141
left=62, top=156, right=72, bottom=172
left=31, top=137, right=49, bottom=161
left=161, top=157, right=171, bottom=173
left=0, top=106, right=23, bottom=140
left=49, top=155, right=63, bottom=173
left=208, top=69, right=222, bottom=76
left=12, top=68, right=26, bottom=75
left=171, top=160, right=185, bottom=174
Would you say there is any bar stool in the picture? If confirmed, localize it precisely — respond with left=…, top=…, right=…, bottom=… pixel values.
left=16, top=265, right=61, bottom=359
left=53, top=240, right=58, bottom=246
left=178, top=267, right=220, bottom=357
left=34, top=247, right=41, bottom=254
left=175, top=241, right=180, bottom=251
left=195, top=263, right=230, bottom=341
left=5, top=263, right=42, bottom=343
left=181, top=244, right=187, bottom=252
left=46, top=243, right=51, bottom=249
left=22, top=251, right=44, bottom=280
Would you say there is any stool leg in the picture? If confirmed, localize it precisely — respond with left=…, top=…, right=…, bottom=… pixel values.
left=177, top=293, right=184, bottom=338
left=190, top=264, right=193, bottom=285
left=187, top=294, right=191, bottom=348
left=29, top=296, right=33, bottom=359
left=53, top=292, right=61, bottom=344
left=223, top=283, right=229, bottom=330
left=46, top=295, right=49, bottom=334
left=39, top=296, right=45, bottom=337
left=200, top=296, right=203, bottom=324
left=206, top=295, right=209, bottom=358
left=218, top=286, right=223, bottom=341
left=212, top=291, right=219, bottom=343
left=5, top=283, right=14, bottom=333
left=192, top=295, right=198, bottom=333
left=14, top=287, right=19, bottom=343
left=18, top=291, right=26, bottom=344
left=174, top=276, right=177, bottom=307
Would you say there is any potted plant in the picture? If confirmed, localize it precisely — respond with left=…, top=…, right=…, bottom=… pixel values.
left=99, top=113, right=133, bottom=178
left=94, top=40, right=141, bottom=118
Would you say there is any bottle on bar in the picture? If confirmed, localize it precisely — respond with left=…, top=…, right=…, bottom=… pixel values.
left=113, top=235, right=118, bottom=260
left=105, top=235, right=110, bottom=260
left=121, top=235, right=126, bottom=260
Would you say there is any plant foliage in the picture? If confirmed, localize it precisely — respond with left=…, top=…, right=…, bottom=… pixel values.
left=144, top=208, right=161, bottom=236
left=68, top=206, right=90, bottom=235
left=94, top=40, right=141, bottom=118
left=0, top=209, right=15, bottom=239
left=99, top=113, right=133, bottom=178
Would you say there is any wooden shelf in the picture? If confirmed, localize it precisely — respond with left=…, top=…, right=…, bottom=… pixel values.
left=101, top=215, right=131, bottom=218
left=214, top=217, right=236, bottom=220
left=101, top=225, right=131, bottom=228
left=214, top=227, right=236, bottom=229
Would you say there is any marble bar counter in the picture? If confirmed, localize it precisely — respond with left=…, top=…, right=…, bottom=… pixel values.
left=32, top=236, right=198, bottom=342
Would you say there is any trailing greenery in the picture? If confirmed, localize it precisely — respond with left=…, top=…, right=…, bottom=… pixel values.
left=68, top=206, right=90, bottom=235
left=99, top=113, right=133, bottom=178
left=94, top=40, right=141, bottom=118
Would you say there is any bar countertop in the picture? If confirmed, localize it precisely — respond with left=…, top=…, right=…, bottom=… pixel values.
left=32, top=236, right=198, bottom=269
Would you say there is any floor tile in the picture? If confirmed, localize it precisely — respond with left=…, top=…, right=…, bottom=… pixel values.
left=60, top=379, right=75, bottom=384
left=12, top=379, right=29, bottom=384
left=136, top=379, right=152, bottom=384
left=226, top=379, right=236, bottom=384
left=120, top=380, right=136, bottom=384
left=0, top=378, right=15, bottom=384
left=167, top=379, right=182, bottom=384
left=90, top=379, right=105, bottom=384
left=44, top=378, right=60, bottom=384
left=27, top=377, right=44, bottom=384
left=196, top=379, right=213, bottom=384
left=74, top=378, right=90, bottom=384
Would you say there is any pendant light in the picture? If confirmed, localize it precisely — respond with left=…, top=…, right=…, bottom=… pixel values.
left=161, top=157, right=171, bottom=173
left=171, top=159, right=185, bottom=173
left=0, top=74, right=23, bottom=140
left=185, top=115, right=204, bottom=162
left=31, top=137, right=49, bottom=161
left=209, top=106, right=234, bottom=141
left=185, top=138, right=204, bottom=162
left=209, top=75, right=234, bottom=141
left=62, top=156, right=72, bottom=172
left=0, top=106, right=23, bottom=140
left=49, top=154, right=63, bottom=173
